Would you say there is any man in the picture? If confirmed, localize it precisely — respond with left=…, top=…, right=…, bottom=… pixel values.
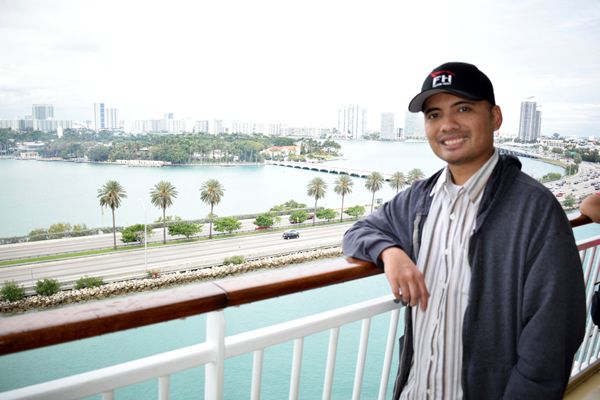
left=342, top=62, right=586, bottom=399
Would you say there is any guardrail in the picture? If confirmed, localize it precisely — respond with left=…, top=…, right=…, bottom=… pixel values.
left=0, top=216, right=598, bottom=399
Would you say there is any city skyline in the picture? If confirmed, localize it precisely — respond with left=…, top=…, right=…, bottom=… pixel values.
left=1, top=0, right=599, bottom=137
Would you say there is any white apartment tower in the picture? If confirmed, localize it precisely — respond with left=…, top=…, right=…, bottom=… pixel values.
left=518, top=100, right=542, bottom=142
left=403, top=112, right=425, bottom=138
left=380, top=112, right=395, bottom=140
left=338, top=105, right=367, bottom=140
left=32, top=104, right=54, bottom=120
left=94, top=103, right=119, bottom=131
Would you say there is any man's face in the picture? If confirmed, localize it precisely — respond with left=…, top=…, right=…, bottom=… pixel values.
left=423, top=92, right=502, bottom=174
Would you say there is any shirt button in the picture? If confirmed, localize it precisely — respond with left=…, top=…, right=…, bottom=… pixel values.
left=449, top=213, right=455, bottom=220
left=444, top=248, right=450, bottom=255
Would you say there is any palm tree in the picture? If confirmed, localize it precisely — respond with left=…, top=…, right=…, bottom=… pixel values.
left=365, top=172, right=384, bottom=213
left=334, top=175, right=354, bottom=222
left=307, top=177, right=328, bottom=225
left=97, top=180, right=127, bottom=250
left=407, top=168, right=425, bottom=184
left=200, top=179, right=224, bottom=238
left=150, top=180, right=178, bottom=244
left=389, top=171, right=406, bottom=193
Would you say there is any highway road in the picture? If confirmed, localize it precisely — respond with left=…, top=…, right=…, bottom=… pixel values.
left=0, top=218, right=273, bottom=261
left=0, top=223, right=352, bottom=291
left=0, top=216, right=358, bottom=261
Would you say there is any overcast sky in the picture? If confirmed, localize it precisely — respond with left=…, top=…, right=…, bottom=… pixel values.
left=0, top=0, right=599, bottom=136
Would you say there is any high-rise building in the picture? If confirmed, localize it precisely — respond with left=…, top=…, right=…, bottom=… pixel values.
left=94, top=103, right=119, bottom=131
left=93, top=103, right=106, bottom=131
left=106, top=107, right=119, bottom=130
left=403, top=112, right=425, bottom=138
left=337, top=105, right=367, bottom=140
left=518, top=100, right=542, bottom=142
left=32, top=104, right=54, bottom=120
left=380, top=112, right=395, bottom=140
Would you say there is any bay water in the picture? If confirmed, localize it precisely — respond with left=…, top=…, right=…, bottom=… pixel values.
left=0, top=140, right=583, bottom=399
left=0, top=141, right=562, bottom=238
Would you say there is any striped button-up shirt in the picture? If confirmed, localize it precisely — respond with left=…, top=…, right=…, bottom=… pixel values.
left=400, top=150, right=499, bottom=400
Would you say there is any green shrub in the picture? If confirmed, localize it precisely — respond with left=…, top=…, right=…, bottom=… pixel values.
left=48, top=222, right=72, bottom=234
left=74, top=276, right=105, bottom=290
left=224, top=255, right=246, bottom=265
left=168, top=222, right=202, bottom=240
left=28, top=228, right=48, bottom=241
left=35, top=278, right=61, bottom=296
left=146, top=269, right=161, bottom=278
left=289, top=210, right=309, bottom=223
left=345, top=205, right=366, bottom=218
left=121, top=224, right=150, bottom=244
left=1, top=281, right=25, bottom=302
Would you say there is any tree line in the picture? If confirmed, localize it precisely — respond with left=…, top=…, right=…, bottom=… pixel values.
left=95, top=167, right=425, bottom=249
left=1, top=128, right=338, bottom=164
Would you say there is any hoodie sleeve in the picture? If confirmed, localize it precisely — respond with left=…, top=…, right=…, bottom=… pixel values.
left=342, top=187, right=418, bottom=268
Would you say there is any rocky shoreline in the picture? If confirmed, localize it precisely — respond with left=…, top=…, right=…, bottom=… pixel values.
left=0, top=247, right=344, bottom=314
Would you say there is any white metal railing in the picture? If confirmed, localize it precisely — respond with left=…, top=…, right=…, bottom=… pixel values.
left=0, top=295, right=402, bottom=400
left=571, top=235, right=600, bottom=379
left=3, top=234, right=600, bottom=400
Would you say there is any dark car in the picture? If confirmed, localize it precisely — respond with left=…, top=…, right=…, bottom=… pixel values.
left=282, top=229, right=300, bottom=239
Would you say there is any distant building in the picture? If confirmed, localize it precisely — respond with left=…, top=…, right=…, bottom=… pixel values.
left=32, top=104, right=54, bottom=120
left=93, top=103, right=106, bottom=131
left=380, top=112, right=395, bottom=140
left=262, top=145, right=300, bottom=159
left=209, top=120, right=224, bottom=135
left=94, top=103, right=119, bottom=131
left=403, top=112, right=425, bottom=138
left=518, top=100, right=542, bottom=142
left=337, top=105, right=367, bottom=140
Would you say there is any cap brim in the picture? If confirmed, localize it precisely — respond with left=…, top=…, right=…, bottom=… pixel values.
left=408, top=88, right=483, bottom=113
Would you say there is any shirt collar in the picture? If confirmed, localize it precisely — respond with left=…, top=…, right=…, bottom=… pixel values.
left=430, top=149, right=499, bottom=202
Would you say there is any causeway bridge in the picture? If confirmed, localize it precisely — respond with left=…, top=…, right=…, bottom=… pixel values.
left=266, top=145, right=540, bottom=180
left=265, top=160, right=394, bottom=181
left=496, top=145, right=541, bottom=159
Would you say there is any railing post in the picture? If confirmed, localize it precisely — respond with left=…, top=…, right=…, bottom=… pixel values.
left=205, top=311, right=225, bottom=400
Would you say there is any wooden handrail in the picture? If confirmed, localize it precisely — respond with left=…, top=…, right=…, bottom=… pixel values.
left=571, top=214, right=593, bottom=228
left=0, top=216, right=594, bottom=356
left=0, top=260, right=380, bottom=356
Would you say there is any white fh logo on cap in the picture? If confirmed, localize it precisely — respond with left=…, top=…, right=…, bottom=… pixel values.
left=432, top=74, right=452, bottom=87
left=431, top=70, right=454, bottom=88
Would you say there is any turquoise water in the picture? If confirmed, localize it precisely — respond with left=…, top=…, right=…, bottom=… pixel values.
left=0, top=141, right=562, bottom=237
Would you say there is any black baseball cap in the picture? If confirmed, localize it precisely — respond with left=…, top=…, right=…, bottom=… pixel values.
left=408, top=62, right=495, bottom=112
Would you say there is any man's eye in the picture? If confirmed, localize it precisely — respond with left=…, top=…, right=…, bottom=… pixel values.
left=458, top=106, right=471, bottom=112
left=426, top=112, right=439, bottom=120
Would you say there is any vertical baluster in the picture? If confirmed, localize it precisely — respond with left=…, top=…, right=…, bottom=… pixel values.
left=576, top=247, right=594, bottom=370
left=205, top=311, right=225, bottom=400
left=586, top=247, right=600, bottom=367
left=289, top=337, right=304, bottom=400
left=378, top=308, right=401, bottom=400
left=322, top=327, right=340, bottom=400
left=352, top=318, right=372, bottom=400
left=579, top=247, right=599, bottom=370
left=159, top=376, right=170, bottom=400
left=251, top=349, right=264, bottom=400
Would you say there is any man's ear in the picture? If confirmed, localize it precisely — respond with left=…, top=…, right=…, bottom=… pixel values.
left=492, top=105, right=503, bottom=131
